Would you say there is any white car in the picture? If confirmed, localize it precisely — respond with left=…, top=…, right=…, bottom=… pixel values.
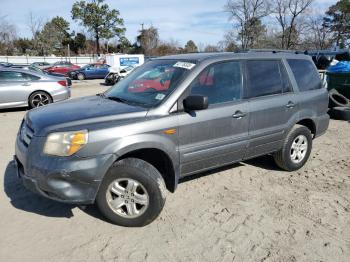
left=104, top=65, right=136, bottom=85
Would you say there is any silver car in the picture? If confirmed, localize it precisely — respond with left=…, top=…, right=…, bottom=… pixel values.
left=0, top=68, right=70, bottom=109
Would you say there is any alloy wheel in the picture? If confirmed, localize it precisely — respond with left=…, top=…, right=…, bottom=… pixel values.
left=290, top=135, right=308, bottom=164
left=31, top=93, right=50, bottom=107
left=106, top=178, right=149, bottom=219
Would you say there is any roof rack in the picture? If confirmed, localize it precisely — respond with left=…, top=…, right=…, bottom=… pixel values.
left=248, top=49, right=308, bottom=55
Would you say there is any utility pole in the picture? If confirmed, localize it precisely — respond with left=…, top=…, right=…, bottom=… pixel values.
left=67, top=43, right=71, bottom=61
left=141, top=23, right=144, bottom=31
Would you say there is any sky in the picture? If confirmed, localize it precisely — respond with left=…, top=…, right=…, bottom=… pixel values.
left=1, top=0, right=339, bottom=47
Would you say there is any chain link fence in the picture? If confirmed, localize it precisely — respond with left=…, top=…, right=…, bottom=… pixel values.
left=0, top=56, right=97, bottom=66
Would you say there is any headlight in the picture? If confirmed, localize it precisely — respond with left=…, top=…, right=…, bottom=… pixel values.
left=43, top=130, right=88, bottom=156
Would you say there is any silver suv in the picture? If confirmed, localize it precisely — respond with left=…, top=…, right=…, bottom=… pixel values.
left=14, top=52, right=329, bottom=227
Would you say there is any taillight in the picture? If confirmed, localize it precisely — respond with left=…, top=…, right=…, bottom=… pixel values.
left=58, top=80, right=67, bottom=87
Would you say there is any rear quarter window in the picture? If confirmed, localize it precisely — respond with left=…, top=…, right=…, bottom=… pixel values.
left=287, top=59, right=322, bottom=91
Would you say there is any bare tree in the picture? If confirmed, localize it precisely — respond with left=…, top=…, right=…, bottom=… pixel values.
left=0, top=16, right=17, bottom=55
left=137, top=26, right=159, bottom=55
left=305, top=15, right=332, bottom=50
left=274, top=0, right=313, bottom=49
left=218, top=30, right=239, bottom=51
left=27, top=12, right=44, bottom=54
left=225, top=0, right=271, bottom=49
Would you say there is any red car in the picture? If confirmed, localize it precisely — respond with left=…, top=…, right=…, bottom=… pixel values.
left=44, top=61, right=80, bottom=75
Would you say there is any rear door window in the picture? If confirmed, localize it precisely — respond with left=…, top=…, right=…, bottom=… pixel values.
left=245, top=60, right=284, bottom=98
left=287, top=59, right=322, bottom=91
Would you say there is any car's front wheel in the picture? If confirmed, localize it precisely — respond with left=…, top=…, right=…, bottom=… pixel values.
left=96, top=158, right=166, bottom=227
left=273, top=125, right=312, bottom=171
left=77, top=73, right=85, bottom=80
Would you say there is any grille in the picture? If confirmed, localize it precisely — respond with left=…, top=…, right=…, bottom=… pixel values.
left=20, top=121, right=34, bottom=147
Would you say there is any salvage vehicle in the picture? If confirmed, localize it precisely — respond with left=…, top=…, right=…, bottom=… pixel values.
left=0, top=68, right=70, bottom=109
left=67, top=63, right=110, bottom=80
left=44, top=61, right=80, bottom=75
left=104, top=65, right=136, bottom=85
left=14, top=52, right=329, bottom=227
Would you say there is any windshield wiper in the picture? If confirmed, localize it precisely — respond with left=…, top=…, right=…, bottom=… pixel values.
left=99, top=93, right=150, bottom=107
left=105, top=96, right=132, bottom=105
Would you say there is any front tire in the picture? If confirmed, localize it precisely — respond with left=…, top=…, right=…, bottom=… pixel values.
left=96, top=158, right=167, bottom=227
left=77, top=73, right=85, bottom=80
left=273, top=125, right=312, bottom=171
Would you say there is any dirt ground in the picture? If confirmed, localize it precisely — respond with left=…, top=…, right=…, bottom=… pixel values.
left=0, top=80, right=349, bottom=262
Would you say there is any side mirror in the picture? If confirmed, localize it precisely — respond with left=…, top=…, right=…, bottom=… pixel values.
left=120, top=69, right=126, bottom=73
left=183, top=95, right=208, bottom=111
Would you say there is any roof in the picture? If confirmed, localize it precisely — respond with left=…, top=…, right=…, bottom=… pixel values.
left=0, top=67, right=63, bottom=79
left=157, top=51, right=310, bottom=63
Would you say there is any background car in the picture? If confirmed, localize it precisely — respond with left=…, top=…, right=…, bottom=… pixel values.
left=30, top=62, right=51, bottom=69
left=0, top=62, right=14, bottom=68
left=67, top=63, right=110, bottom=80
left=0, top=68, right=71, bottom=109
left=10, top=65, right=72, bottom=86
left=104, top=65, right=136, bottom=85
left=44, top=61, right=80, bottom=75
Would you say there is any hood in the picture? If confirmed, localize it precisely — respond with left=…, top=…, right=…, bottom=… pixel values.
left=27, top=95, right=148, bottom=136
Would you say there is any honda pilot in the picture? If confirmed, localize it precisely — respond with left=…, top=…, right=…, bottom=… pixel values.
left=14, top=52, right=329, bottom=227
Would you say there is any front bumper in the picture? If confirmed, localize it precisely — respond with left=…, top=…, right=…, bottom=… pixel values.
left=15, top=134, right=116, bottom=204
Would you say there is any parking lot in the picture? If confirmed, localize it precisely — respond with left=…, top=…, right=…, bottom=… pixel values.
left=0, top=79, right=349, bottom=262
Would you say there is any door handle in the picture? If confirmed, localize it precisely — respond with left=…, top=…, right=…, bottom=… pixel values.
left=22, top=83, right=31, bottom=86
left=232, top=111, right=246, bottom=119
left=286, top=101, right=295, bottom=109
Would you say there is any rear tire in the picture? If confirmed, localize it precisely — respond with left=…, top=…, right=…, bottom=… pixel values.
left=273, top=125, right=312, bottom=171
left=28, top=91, right=53, bottom=108
left=96, top=158, right=167, bottom=227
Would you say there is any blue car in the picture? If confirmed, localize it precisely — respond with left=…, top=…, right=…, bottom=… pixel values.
left=68, top=63, right=110, bottom=80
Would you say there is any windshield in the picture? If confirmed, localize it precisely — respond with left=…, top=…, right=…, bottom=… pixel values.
left=29, top=66, right=44, bottom=73
left=105, top=60, right=196, bottom=108
left=82, top=64, right=91, bottom=69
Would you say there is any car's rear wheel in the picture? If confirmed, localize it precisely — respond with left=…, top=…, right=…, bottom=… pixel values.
left=273, top=125, right=312, bottom=171
left=29, top=91, right=53, bottom=108
left=96, top=158, right=166, bottom=227
left=77, top=73, right=85, bottom=80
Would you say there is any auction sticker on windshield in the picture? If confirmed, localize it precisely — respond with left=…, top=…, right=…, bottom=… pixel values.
left=155, top=93, right=166, bottom=100
left=174, top=62, right=196, bottom=70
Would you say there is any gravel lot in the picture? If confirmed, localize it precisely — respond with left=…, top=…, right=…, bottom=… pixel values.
left=1, top=80, right=350, bottom=262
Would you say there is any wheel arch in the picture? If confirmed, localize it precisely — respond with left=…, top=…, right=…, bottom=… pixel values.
left=296, top=118, right=316, bottom=137
left=116, top=147, right=178, bottom=193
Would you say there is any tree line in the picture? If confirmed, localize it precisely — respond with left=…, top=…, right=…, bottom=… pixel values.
left=0, top=0, right=349, bottom=57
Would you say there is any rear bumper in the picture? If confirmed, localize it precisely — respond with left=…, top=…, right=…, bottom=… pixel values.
left=314, top=113, right=330, bottom=138
left=52, top=88, right=71, bottom=102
